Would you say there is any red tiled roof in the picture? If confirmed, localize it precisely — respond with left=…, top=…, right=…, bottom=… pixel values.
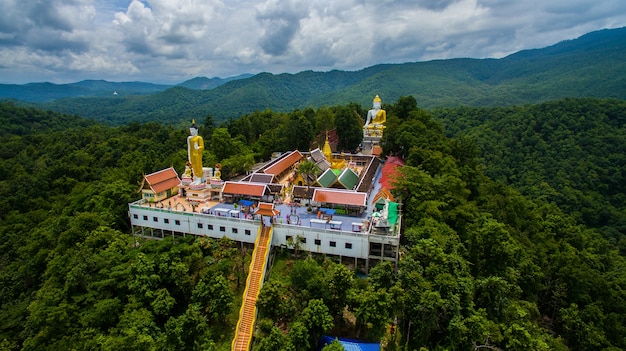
left=254, top=202, right=280, bottom=216
left=379, top=156, right=405, bottom=190
left=371, top=145, right=383, bottom=157
left=145, top=167, right=180, bottom=193
left=264, top=150, right=303, bottom=175
left=222, top=182, right=268, bottom=197
left=312, top=189, right=367, bottom=207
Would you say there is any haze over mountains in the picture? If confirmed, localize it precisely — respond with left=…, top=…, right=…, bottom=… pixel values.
left=1, top=27, right=625, bottom=125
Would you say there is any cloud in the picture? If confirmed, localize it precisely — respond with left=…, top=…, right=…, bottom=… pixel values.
left=0, top=0, right=95, bottom=51
left=255, top=0, right=309, bottom=56
left=0, top=0, right=624, bottom=84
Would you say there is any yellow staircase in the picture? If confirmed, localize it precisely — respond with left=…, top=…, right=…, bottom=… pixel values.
left=232, top=224, right=273, bottom=351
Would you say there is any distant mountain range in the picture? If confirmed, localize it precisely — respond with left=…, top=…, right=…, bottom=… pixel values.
left=2, top=27, right=625, bottom=125
left=0, top=74, right=254, bottom=103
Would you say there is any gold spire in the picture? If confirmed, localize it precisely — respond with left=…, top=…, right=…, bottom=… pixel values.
left=322, top=130, right=332, bottom=160
left=373, top=95, right=381, bottom=103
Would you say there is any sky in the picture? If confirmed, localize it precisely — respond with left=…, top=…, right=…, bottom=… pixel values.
left=0, top=0, right=624, bottom=84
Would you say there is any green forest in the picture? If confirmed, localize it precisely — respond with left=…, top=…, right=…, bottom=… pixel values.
left=0, top=97, right=625, bottom=350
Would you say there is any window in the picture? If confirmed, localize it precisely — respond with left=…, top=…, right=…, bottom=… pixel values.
left=208, top=224, right=213, bottom=230
left=175, top=220, right=181, bottom=225
left=220, top=226, right=226, bottom=232
left=301, top=238, right=306, bottom=243
left=232, top=228, right=238, bottom=234
left=286, top=235, right=293, bottom=242
left=133, top=214, right=138, bottom=219
left=143, top=215, right=148, bottom=221
left=164, top=218, right=169, bottom=224
left=197, top=223, right=203, bottom=229
left=314, top=239, right=321, bottom=246
left=345, top=243, right=352, bottom=249
left=330, top=241, right=336, bottom=247
left=245, top=229, right=251, bottom=235
left=153, top=217, right=158, bottom=222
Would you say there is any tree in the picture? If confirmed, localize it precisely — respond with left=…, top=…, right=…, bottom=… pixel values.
left=191, top=275, right=233, bottom=322
left=321, top=338, right=345, bottom=351
left=257, top=280, right=288, bottom=322
left=314, top=107, right=335, bottom=136
left=299, top=299, right=334, bottom=348
left=326, top=263, right=355, bottom=317
left=297, top=159, right=321, bottom=191
left=290, top=258, right=327, bottom=302
left=285, top=111, right=314, bottom=151
left=335, top=104, right=363, bottom=152
left=389, top=95, right=418, bottom=120
left=286, top=235, right=305, bottom=258
left=257, top=326, right=292, bottom=351
left=202, top=113, right=214, bottom=140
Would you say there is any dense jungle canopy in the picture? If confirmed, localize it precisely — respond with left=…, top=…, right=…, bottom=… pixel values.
left=0, top=97, right=625, bottom=350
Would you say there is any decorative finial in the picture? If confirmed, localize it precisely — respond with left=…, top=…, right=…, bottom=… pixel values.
left=373, top=95, right=381, bottom=103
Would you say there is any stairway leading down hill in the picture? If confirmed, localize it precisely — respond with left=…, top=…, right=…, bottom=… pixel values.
left=232, top=225, right=273, bottom=351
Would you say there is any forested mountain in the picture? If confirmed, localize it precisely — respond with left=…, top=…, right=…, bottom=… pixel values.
left=1, top=98, right=625, bottom=350
left=0, top=80, right=172, bottom=103
left=0, top=75, right=257, bottom=104
left=433, top=98, right=626, bottom=243
left=176, top=74, right=254, bottom=90
left=17, top=26, right=624, bottom=125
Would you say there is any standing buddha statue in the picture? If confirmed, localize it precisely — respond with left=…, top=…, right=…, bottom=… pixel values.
left=187, top=120, right=204, bottom=185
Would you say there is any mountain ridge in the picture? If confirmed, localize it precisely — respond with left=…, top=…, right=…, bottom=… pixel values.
left=3, top=26, right=625, bottom=124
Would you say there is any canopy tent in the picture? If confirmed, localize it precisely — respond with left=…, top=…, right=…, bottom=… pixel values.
left=238, top=199, right=255, bottom=207
left=319, top=208, right=336, bottom=215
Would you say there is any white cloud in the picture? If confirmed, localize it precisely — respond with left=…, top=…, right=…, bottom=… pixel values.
left=0, top=0, right=624, bottom=83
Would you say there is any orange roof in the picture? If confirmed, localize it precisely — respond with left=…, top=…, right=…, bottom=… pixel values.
left=254, top=202, right=280, bottom=216
left=372, top=145, right=383, bottom=157
left=312, top=189, right=367, bottom=207
left=264, top=150, right=303, bottom=175
left=222, top=182, right=268, bottom=197
left=144, top=167, right=180, bottom=193
left=372, top=188, right=395, bottom=203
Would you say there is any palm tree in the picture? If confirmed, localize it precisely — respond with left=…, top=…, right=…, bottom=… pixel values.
left=297, top=159, right=321, bottom=190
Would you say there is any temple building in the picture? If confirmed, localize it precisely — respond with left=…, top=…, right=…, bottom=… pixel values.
left=138, top=167, right=181, bottom=203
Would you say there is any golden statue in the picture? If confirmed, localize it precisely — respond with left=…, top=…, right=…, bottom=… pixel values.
left=187, top=120, right=204, bottom=184
left=364, top=95, right=386, bottom=136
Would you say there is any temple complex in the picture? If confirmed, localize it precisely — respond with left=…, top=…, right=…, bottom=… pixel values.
left=129, top=106, right=398, bottom=350
left=129, top=101, right=399, bottom=269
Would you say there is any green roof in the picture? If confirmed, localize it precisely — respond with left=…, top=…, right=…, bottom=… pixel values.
left=317, top=169, right=337, bottom=188
left=338, top=168, right=359, bottom=190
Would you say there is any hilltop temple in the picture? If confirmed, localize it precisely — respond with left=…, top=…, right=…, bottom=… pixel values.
left=129, top=95, right=400, bottom=270
left=129, top=97, right=399, bottom=350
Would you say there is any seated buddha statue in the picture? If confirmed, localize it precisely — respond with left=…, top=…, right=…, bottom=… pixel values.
left=364, top=95, right=386, bottom=136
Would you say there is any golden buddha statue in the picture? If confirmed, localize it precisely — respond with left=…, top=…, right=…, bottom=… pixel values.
left=187, top=120, right=204, bottom=185
left=364, top=95, right=386, bottom=136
